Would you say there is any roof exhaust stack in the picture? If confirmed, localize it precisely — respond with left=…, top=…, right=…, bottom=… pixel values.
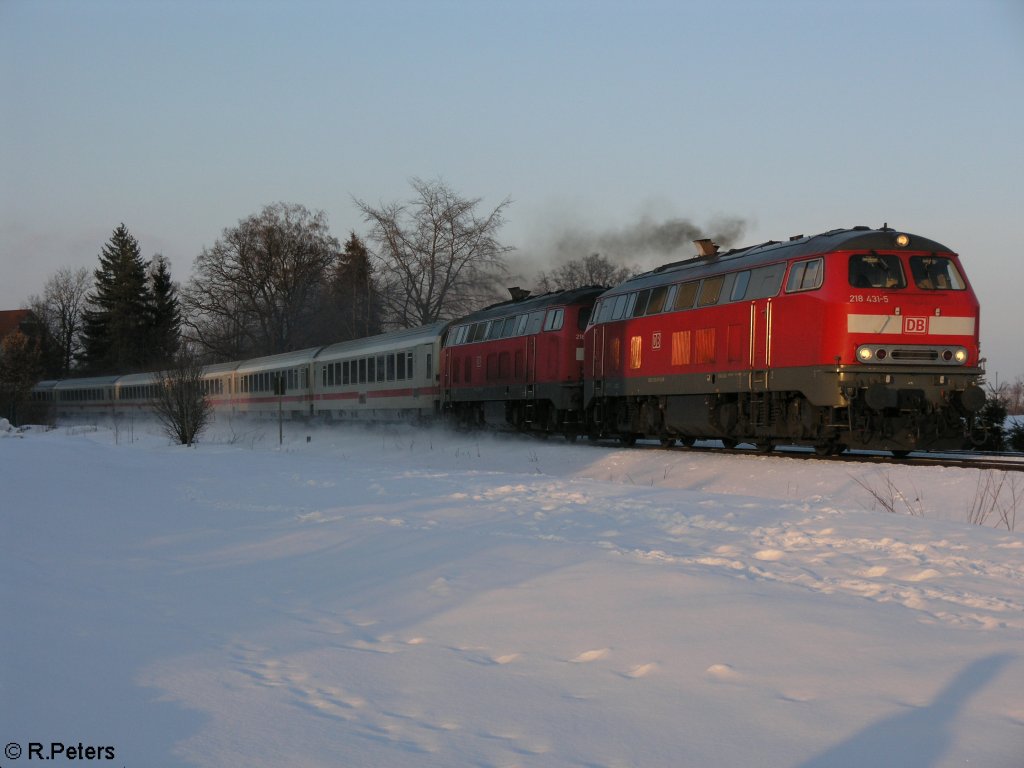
left=508, top=286, right=531, bottom=301
left=693, top=238, right=720, bottom=258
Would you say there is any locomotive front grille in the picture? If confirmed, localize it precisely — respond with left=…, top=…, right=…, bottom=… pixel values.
left=890, top=349, right=939, bottom=361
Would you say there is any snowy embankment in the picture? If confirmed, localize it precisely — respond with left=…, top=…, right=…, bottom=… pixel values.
left=2, top=420, right=1022, bottom=767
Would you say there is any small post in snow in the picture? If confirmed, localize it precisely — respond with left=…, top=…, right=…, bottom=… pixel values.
left=274, top=373, right=286, bottom=446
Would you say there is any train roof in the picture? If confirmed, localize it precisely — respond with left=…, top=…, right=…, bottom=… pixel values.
left=607, top=226, right=956, bottom=295
left=201, top=360, right=241, bottom=376
left=116, top=371, right=161, bottom=386
left=235, top=346, right=322, bottom=374
left=52, top=375, right=121, bottom=390
left=316, top=322, right=449, bottom=361
left=453, top=286, right=607, bottom=325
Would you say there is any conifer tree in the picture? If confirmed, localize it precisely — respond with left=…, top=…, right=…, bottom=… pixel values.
left=332, top=232, right=383, bottom=340
left=80, top=224, right=154, bottom=373
left=148, top=254, right=181, bottom=367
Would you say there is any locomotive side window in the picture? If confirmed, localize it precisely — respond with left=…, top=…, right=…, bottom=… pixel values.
left=787, top=258, right=825, bottom=292
left=577, top=307, right=591, bottom=331
left=514, top=314, right=530, bottom=335
left=673, top=281, right=699, bottom=310
left=847, top=254, right=903, bottom=289
left=500, top=316, right=517, bottom=337
left=487, top=320, right=505, bottom=340
left=745, top=263, right=786, bottom=299
left=610, top=294, right=629, bottom=320
left=646, top=285, right=670, bottom=315
left=632, top=289, right=651, bottom=317
left=526, top=311, right=545, bottom=334
left=624, top=293, right=638, bottom=318
left=543, top=308, right=564, bottom=331
left=730, top=271, right=751, bottom=301
left=697, top=276, right=724, bottom=307
left=909, top=256, right=966, bottom=290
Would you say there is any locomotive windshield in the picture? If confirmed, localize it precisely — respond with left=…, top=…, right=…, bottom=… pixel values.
left=909, top=256, right=966, bottom=290
left=848, top=254, right=906, bottom=289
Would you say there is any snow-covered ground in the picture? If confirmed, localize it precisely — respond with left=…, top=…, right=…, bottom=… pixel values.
left=2, top=419, right=1022, bottom=767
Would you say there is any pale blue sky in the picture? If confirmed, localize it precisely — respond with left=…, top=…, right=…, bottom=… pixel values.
left=2, top=0, right=1022, bottom=379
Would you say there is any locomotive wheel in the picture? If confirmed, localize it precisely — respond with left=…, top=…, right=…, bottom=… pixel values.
left=755, top=442, right=774, bottom=453
left=891, top=449, right=912, bottom=458
left=620, top=434, right=638, bottom=447
left=660, top=437, right=677, bottom=448
left=679, top=437, right=696, bottom=447
left=814, top=442, right=846, bottom=456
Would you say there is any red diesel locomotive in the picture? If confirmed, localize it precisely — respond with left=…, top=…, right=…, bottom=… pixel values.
left=581, top=225, right=986, bottom=454
left=441, top=286, right=606, bottom=436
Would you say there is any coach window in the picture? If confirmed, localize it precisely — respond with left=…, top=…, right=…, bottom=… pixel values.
left=334, top=362, right=341, bottom=384
left=387, top=354, right=396, bottom=381
left=358, top=358, right=367, bottom=384
left=378, top=355, right=386, bottom=381
left=697, top=276, right=724, bottom=306
left=396, top=352, right=406, bottom=380
left=788, top=257, right=826, bottom=292
left=543, top=308, right=564, bottom=331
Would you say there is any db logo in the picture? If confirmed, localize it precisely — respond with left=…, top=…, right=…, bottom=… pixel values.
left=903, top=316, right=928, bottom=334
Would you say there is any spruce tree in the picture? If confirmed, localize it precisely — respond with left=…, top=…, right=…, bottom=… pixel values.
left=80, top=224, right=154, bottom=373
left=334, top=232, right=383, bottom=339
left=148, top=254, right=181, bottom=368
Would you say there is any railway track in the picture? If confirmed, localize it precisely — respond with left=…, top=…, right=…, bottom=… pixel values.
left=621, top=440, right=1024, bottom=472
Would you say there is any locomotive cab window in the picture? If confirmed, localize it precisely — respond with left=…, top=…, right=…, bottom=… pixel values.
left=909, top=256, right=966, bottom=291
left=787, top=257, right=825, bottom=292
left=847, top=254, right=904, bottom=289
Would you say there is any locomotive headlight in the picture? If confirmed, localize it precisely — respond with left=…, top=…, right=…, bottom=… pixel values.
left=954, top=348, right=968, bottom=363
left=857, top=346, right=874, bottom=362
left=895, top=233, right=911, bottom=247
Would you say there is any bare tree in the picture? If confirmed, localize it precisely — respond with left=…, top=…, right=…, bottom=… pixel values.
left=28, top=266, right=91, bottom=377
left=184, top=203, right=340, bottom=359
left=535, top=253, right=635, bottom=293
left=356, top=178, right=512, bottom=328
left=151, top=350, right=213, bottom=446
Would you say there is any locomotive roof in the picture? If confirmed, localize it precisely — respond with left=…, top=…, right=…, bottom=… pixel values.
left=607, top=226, right=956, bottom=295
left=455, top=286, right=607, bottom=325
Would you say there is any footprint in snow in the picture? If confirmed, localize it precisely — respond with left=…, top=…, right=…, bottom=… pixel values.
left=625, top=662, right=658, bottom=678
left=570, top=648, right=611, bottom=663
left=705, top=663, right=741, bottom=681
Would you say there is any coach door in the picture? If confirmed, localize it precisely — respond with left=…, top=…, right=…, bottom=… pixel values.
left=749, top=298, right=773, bottom=390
